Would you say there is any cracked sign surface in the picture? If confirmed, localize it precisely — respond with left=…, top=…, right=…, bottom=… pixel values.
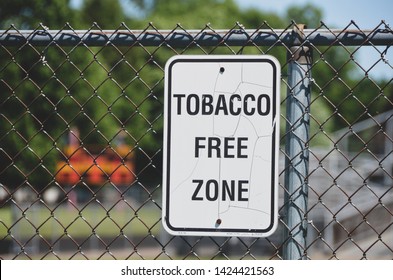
left=163, top=55, right=280, bottom=237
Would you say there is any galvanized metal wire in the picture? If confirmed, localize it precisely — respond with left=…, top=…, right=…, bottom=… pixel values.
left=0, top=21, right=392, bottom=260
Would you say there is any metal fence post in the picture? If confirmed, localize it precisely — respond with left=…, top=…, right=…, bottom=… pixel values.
left=283, top=25, right=312, bottom=260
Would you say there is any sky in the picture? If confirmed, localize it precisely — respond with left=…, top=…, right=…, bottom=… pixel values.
left=235, top=0, right=393, bottom=80
left=236, top=0, right=393, bottom=29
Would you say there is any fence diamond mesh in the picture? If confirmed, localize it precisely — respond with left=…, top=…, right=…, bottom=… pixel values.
left=0, top=22, right=392, bottom=260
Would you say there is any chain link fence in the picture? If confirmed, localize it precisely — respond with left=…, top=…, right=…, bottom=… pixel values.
left=0, top=21, right=392, bottom=260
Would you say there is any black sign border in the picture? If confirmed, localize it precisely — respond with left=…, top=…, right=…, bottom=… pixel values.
left=164, top=56, right=279, bottom=235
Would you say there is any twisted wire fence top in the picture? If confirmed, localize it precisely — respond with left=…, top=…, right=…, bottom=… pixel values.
left=1, top=23, right=392, bottom=47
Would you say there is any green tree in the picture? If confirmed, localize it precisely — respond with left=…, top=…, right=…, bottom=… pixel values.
left=286, top=3, right=323, bottom=28
left=2, top=0, right=385, bottom=192
left=0, top=0, right=79, bottom=29
left=79, top=0, right=126, bottom=29
left=0, top=0, right=122, bottom=190
left=0, top=0, right=78, bottom=189
left=286, top=4, right=393, bottom=132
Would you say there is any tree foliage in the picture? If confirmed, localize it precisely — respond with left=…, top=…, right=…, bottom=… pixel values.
left=0, top=0, right=391, bottom=190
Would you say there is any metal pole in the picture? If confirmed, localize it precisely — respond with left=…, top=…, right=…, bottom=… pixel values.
left=283, top=25, right=312, bottom=260
left=1, top=28, right=393, bottom=47
left=385, top=117, right=393, bottom=186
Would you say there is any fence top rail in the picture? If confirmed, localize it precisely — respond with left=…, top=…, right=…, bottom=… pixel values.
left=0, top=27, right=392, bottom=47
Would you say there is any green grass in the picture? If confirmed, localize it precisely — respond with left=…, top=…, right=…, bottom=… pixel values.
left=0, top=203, right=161, bottom=240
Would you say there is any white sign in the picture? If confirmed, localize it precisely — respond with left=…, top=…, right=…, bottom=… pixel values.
left=162, top=55, right=280, bottom=237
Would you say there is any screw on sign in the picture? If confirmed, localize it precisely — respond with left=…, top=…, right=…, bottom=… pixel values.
left=162, top=55, right=280, bottom=237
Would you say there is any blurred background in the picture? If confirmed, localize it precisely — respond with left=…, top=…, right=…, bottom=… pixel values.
left=0, top=0, right=392, bottom=259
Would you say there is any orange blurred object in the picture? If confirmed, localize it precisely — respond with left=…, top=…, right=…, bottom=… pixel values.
left=56, top=144, right=135, bottom=186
